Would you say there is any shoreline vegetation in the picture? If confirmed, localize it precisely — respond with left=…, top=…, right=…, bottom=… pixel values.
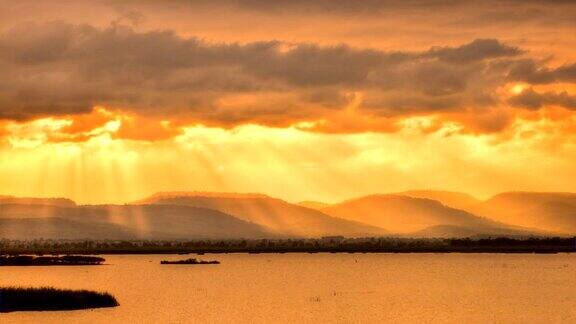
left=0, top=255, right=105, bottom=266
left=161, top=258, right=220, bottom=265
left=0, top=287, right=119, bottom=312
left=1, top=237, right=575, bottom=255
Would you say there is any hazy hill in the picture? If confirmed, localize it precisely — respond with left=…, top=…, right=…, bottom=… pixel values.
left=0, top=203, right=272, bottom=240
left=137, top=193, right=387, bottom=237
left=0, top=204, right=66, bottom=219
left=475, top=192, right=576, bottom=234
left=134, top=191, right=269, bottom=204
left=5, top=190, right=574, bottom=239
left=0, top=204, right=113, bottom=222
left=297, top=201, right=330, bottom=210
left=89, top=205, right=273, bottom=239
left=0, top=217, right=135, bottom=240
left=322, top=194, right=531, bottom=235
left=301, top=189, right=482, bottom=215
left=396, top=190, right=480, bottom=211
left=0, top=196, right=76, bottom=207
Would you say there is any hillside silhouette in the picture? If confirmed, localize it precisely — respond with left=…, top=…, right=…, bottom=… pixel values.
left=321, top=194, right=537, bottom=236
left=0, top=203, right=271, bottom=239
left=137, top=193, right=387, bottom=237
left=472, top=192, right=576, bottom=234
left=0, top=217, right=135, bottom=240
left=2, top=190, right=576, bottom=239
left=134, top=191, right=269, bottom=204
left=395, top=190, right=480, bottom=211
left=297, top=201, right=330, bottom=210
left=92, top=204, right=273, bottom=239
left=0, top=196, right=76, bottom=207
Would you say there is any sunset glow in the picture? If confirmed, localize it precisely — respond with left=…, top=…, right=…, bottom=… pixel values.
left=3, top=2, right=576, bottom=322
left=0, top=0, right=575, bottom=204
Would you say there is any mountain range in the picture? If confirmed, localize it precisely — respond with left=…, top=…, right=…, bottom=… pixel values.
left=0, top=190, right=575, bottom=240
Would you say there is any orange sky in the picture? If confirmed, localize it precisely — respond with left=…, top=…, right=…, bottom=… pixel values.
left=0, top=0, right=575, bottom=204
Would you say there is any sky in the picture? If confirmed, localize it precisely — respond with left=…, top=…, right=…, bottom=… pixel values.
left=0, top=0, right=575, bottom=204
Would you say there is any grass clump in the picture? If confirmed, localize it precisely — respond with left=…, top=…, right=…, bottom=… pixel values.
left=0, top=287, right=119, bottom=312
left=0, top=255, right=105, bottom=266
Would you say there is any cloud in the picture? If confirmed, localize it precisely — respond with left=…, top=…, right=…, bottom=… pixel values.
left=425, top=39, right=524, bottom=64
left=507, top=59, right=576, bottom=84
left=509, top=88, right=576, bottom=110
left=0, top=20, right=573, bottom=138
left=107, top=0, right=576, bottom=18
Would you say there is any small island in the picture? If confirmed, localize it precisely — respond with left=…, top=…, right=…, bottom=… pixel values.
left=0, top=255, right=105, bottom=266
left=161, top=258, right=220, bottom=265
left=0, top=287, right=119, bottom=312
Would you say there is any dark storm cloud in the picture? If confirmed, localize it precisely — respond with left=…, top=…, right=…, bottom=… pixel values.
left=226, top=0, right=462, bottom=14
left=509, top=88, right=576, bottom=110
left=507, top=60, right=576, bottom=84
left=102, top=0, right=576, bottom=31
left=110, top=0, right=575, bottom=16
left=104, top=0, right=461, bottom=14
left=424, top=39, right=524, bottom=64
left=0, top=21, right=572, bottom=127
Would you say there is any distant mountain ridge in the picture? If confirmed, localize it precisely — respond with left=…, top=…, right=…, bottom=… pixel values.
left=321, top=194, right=539, bottom=237
left=0, top=196, right=76, bottom=207
left=297, top=201, right=330, bottom=210
left=0, top=203, right=271, bottom=240
left=396, top=190, right=480, bottom=211
left=93, top=204, right=273, bottom=239
left=0, top=217, right=135, bottom=240
left=138, top=194, right=387, bottom=237
left=133, top=191, right=269, bottom=204
left=1, top=190, right=575, bottom=239
left=472, top=191, right=576, bottom=234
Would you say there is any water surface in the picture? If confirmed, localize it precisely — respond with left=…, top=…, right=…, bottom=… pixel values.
left=1, top=253, right=575, bottom=323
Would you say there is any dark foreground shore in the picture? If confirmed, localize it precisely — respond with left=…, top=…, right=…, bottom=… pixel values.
left=0, top=287, right=119, bottom=312
left=1, top=237, right=575, bottom=255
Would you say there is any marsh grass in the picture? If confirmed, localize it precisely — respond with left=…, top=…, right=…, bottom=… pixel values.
left=0, top=255, right=105, bottom=266
left=0, top=287, right=119, bottom=312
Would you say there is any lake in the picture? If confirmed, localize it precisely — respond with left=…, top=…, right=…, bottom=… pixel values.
left=1, top=253, right=575, bottom=323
